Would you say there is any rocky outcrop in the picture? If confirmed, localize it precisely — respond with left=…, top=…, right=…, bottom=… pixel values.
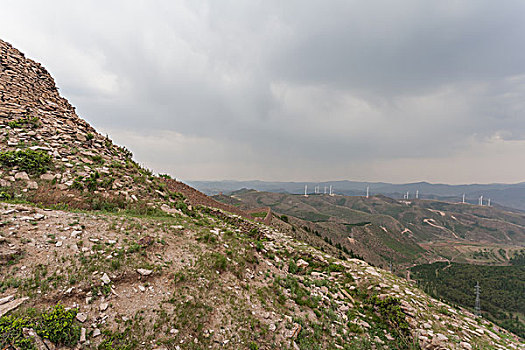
left=0, top=38, right=247, bottom=217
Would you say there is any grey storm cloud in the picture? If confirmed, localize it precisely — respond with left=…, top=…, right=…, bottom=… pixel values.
left=1, top=1, right=524, bottom=183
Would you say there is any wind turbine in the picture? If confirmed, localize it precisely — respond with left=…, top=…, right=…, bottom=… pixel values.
left=462, top=194, right=465, bottom=204
left=415, top=190, right=419, bottom=199
left=366, top=186, right=369, bottom=198
left=304, top=185, right=308, bottom=197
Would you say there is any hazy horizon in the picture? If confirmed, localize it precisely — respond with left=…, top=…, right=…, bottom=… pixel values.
left=1, top=1, right=524, bottom=184
left=185, top=178, right=525, bottom=186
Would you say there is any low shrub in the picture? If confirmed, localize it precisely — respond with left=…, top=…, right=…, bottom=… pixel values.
left=0, top=149, right=52, bottom=174
left=35, top=304, right=81, bottom=346
left=0, top=304, right=81, bottom=349
left=0, top=314, right=35, bottom=349
left=7, top=115, right=40, bottom=129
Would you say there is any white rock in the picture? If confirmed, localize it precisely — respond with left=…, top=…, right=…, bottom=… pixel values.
left=40, top=173, right=55, bottom=181
left=14, top=172, right=29, bottom=181
left=460, top=342, right=472, bottom=350
left=296, top=259, right=309, bottom=268
left=70, top=230, right=82, bottom=238
left=101, top=273, right=111, bottom=285
left=33, top=213, right=45, bottom=220
left=137, top=268, right=153, bottom=276
left=76, top=313, right=87, bottom=323
left=0, top=295, right=14, bottom=305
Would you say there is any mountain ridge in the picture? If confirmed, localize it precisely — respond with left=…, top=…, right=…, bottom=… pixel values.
left=189, top=180, right=525, bottom=211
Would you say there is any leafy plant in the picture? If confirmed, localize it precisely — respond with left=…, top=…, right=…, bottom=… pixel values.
left=288, top=259, right=298, bottom=274
left=0, top=304, right=80, bottom=349
left=369, top=295, right=409, bottom=335
left=0, top=314, right=36, bottom=349
left=0, top=149, right=52, bottom=174
left=7, top=115, right=40, bottom=129
left=35, top=304, right=81, bottom=346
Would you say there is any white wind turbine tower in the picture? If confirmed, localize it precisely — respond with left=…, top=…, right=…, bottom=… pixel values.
left=462, top=194, right=466, bottom=204
left=488, top=198, right=491, bottom=207
left=416, top=190, right=419, bottom=199
left=479, top=195, right=483, bottom=206
left=366, top=186, right=369, bottom=198
left=304, top=185, right=308, bottom=197
left=329, top=185, right=334, bottom=196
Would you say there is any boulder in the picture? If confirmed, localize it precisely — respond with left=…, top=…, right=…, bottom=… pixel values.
left=137, top=268, right=153, bottom=276
left=14, top=171, right=29, bottom=181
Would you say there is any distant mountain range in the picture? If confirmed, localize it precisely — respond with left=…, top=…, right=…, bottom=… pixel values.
left=187, top=180, right=525, bottom=211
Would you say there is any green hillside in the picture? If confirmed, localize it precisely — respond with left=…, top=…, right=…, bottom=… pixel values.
left=410, top=262, right=525, bottom=338
left=218, top=191, right=525, bottom=269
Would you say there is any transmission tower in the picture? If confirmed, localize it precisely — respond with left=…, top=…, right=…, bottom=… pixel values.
left=475, top=281, right=481, bottom=316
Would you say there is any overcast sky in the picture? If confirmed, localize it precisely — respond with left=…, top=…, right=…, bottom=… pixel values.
left=1, top=1, right=525, bottom=184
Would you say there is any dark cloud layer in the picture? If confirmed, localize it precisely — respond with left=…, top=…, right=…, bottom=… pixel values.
left=1, top=1, right=524, bottom=183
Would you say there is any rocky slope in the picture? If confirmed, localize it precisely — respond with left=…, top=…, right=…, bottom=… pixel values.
left=1, top=39, right=524, bottom=349
left=0, top=38, right=242, bottom=217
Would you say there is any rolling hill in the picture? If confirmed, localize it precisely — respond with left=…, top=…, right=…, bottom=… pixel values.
left=214, top=190, right=525, bottom=270
left=190, top=180, right=525, bottom=211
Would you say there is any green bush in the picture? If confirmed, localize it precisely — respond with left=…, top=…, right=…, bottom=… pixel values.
left=0, top=149, right=52, bottom=174
left=35, top=304, right=81, bottom=346
left=0, top=304, right=80, bottom=349
left=288, top=259, right=298, bottom=274
left=211, top=252, right=228, bottom=271
left=369, top=295, right=409, bottom=335
left=0, top=315, right=36, bottom=349
left=8, top=116, right=40, bottom=129
left=0, top=190, right=13, bottom=200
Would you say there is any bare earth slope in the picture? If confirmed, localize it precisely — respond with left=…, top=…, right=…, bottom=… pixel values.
left=0, top=39, right=523, bottom=349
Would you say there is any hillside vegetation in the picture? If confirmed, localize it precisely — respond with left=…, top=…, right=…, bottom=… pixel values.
left=215, top=191, right=525, bottom=270
left=410, top=262, right=525, bottom=338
